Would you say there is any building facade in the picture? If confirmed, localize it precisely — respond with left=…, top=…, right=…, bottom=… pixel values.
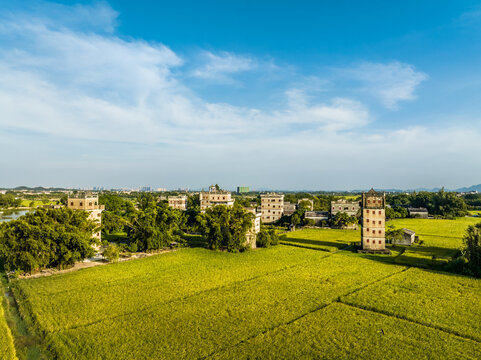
left=304, top=211, right=329, bottom=226
left=331, top=199, right=360, bottom=217
left=408, top=207, right=429, bottom=218
left=168, top=195, right=187, bottom=211
left=361, top=189, right=386, bottom=251
left=245, top=208, right=261, bottom=249
left=261, top=193, right=284, bottom=223
left=283, top=202, right=297, bottom=216
left=67, top=193, right=105, bottom=242
left=199, top=186, right=235, bottom=211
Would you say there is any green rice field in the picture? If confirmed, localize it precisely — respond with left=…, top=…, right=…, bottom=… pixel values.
left=0, top=294, right=17, bottom=360
left=2, top=217, right=481, bottom=359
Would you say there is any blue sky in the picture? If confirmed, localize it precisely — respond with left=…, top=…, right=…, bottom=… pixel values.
left=1, top=0, right=481, bottom=190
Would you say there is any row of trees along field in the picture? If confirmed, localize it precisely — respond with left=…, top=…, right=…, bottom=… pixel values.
left=0, top=208, right=97, bottom=272
left=386, top=188, right=468, bottom=218
left=0, top=193, right=22, bottom=208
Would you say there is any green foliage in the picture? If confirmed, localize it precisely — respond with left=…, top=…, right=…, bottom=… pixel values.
left=128, top=202, right=182, bottom=252
left=197, top=206, right=253, bottom=252
left=290, top=213, right=300, bottom=227
left=0, top=194, right=21, bottom=208
left=256, top=228, right=279, bottom=248
left=385, top=206, right=408, bottom=219
left=463, top=222, right=481, bottom=276
left=103, top=244, right=120, bottom=263
left=331, top=211, right=358, bottom=228
left=0, top=208, right=97, bottom=272
left=385, top=225, right=404, bottom=242
left=387, top=189, right=468, bottom=218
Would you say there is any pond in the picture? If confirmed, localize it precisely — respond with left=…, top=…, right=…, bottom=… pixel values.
left=0, top=209, right=30, bottom=223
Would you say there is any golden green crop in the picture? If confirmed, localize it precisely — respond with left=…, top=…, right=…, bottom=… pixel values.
left=0, top=300, right=17, bottom=360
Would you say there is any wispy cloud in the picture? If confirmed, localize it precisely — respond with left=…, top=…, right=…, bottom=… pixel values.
left=342, top=61, right=428, bottom=109
left=190, top=51, right=257, bottom=84
left=1, top=2, right=480, bottom=189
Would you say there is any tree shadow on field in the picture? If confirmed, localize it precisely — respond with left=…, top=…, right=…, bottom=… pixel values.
left=279, top=235, right=350, bottom=251
left=181, top=233, right=207, bottom=248
left=356, top=244, right=459, bottom=270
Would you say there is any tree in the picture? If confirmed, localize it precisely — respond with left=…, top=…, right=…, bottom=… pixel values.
left=332, top=212, right=358, bottom=228
left=385, top=225, right=404, bottom=243
left=128, top=202, right=182, bottom=252
left=197, top=206, right=253, bottom=252
left=291, top=214, right=300, bottom=230
left=0, top=208, right=97, bottom=272
left=256, top=227, right=279, bottom=248
left=463, top=223, right=481, bottom=276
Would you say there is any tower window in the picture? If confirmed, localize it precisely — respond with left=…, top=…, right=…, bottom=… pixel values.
left=378, top=240, right=382, bottom=244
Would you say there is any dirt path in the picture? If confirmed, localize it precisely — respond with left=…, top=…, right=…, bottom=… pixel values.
left=20, top=247, right=179, bottom=279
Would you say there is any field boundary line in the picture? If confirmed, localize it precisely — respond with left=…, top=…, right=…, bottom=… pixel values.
left=338, top=300, right=481, bottom=344
left=337, top=266, right=411, bottom=301
left=200, top=303, right=333, bottom=360
left=201, top=266, right=410, bottom=360
left=55, top=254, right=333, bottom=333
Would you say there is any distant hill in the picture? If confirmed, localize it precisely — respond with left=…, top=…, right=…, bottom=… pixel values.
left=455, top=184, right=481, bottom=193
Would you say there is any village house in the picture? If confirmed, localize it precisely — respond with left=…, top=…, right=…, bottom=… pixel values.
left=199, top=185, right=235, bottom=211
left=331, top=199, right=360, bottom=217
left=392, top=228, right=416, bottom=246
left=304, top=211, right=329, bottom=226
left=408, top=207, right=429, bottom=218
left=283, top=201, right=297, bottom=216
left=67, top=193, right=104, bottom=242
left=168, top=195, right=188, bottom=211
left=261, top=193, right=284, bottom=223
left=360, top=189, right=388, bottom=253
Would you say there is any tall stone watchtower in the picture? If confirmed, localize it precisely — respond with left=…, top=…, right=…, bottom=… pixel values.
left=361, top=188, right=387, bottom=252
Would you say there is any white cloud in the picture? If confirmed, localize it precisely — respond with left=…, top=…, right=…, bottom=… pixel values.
left=1, top=3, right=480, bottom=190
left=343, top=61, right=428, bottom=109
left=190, top=51, right=256, bottom=83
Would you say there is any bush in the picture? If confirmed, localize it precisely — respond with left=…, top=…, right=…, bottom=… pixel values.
left=256, top=228, right=279, bottom=248
left=103, top=244, right=120, bottom=262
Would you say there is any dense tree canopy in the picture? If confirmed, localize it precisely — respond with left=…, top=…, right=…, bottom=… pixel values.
left=463, top=223, right=481, bottom=277
left=0, top=194, right=22, bottom=208
left=197, top=206, right=253, bottom=252
left=0, top=208, right=97, bottom=272
left=387, top=189, right=468, bottom=218
left=332, top=212, right=358, bottom=228
left=127, top=200, right=183, bottom=252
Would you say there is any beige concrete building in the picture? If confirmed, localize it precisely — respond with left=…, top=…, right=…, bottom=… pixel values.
left=199, top=186, right=235, bottom=211
left=261, top=193, right=284, bottom=223
left=361, top=189, right=386, bottom=251
left=168, top=195, right=187, bottom=211
left=245, top=208, right=261, bottom=249
left=283, top=201, right=297, bottom=216
left=67, top=193, right=104, bottom=241
left=331, top=199, right=360, bottom=217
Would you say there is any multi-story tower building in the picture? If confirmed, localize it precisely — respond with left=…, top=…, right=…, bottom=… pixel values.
left=67, top=193, right=104, bottom=241
left=168, top=195, right=188, bottom=211
left=199, top=186, right=235, bottom=211
left=361, top=189, right=386, bottom=251
left=331, top=199, right=360, bottom=217
left=261, top=193, right=284, bottom=223
left=245, top=208, right=261, bottom=249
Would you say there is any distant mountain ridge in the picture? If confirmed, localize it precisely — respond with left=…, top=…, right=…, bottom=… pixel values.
left=1, top=184, right=480, bottom=193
